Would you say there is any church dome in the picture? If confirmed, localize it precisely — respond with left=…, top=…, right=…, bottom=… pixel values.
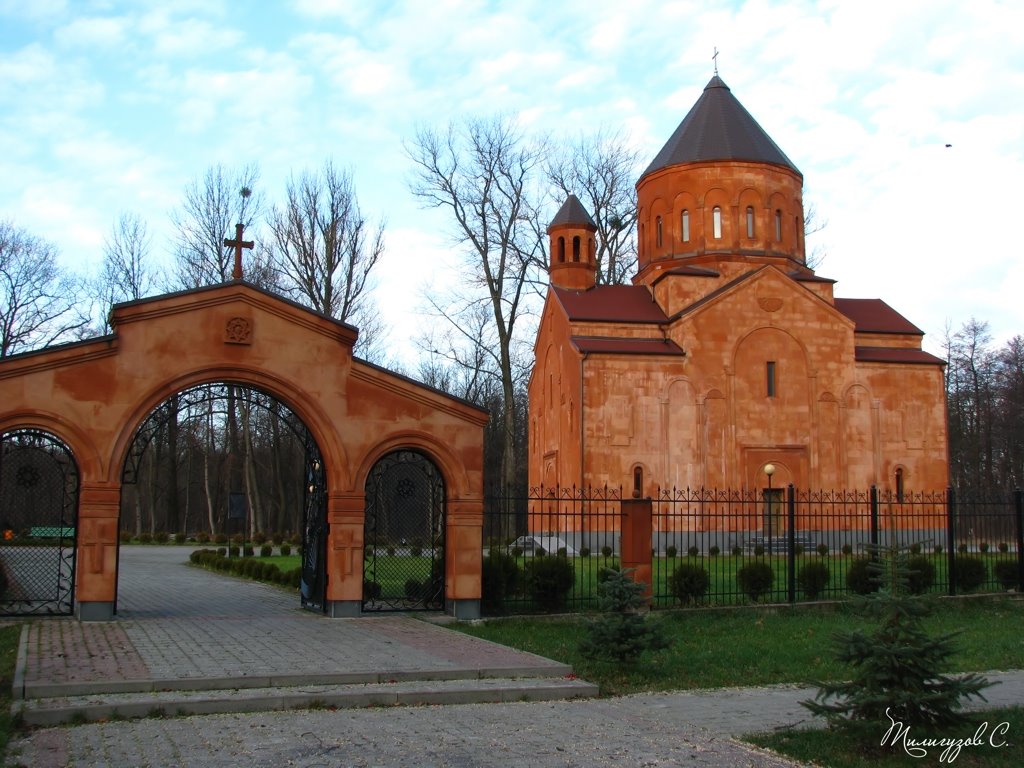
left=641, top=76, right=800, bottom=180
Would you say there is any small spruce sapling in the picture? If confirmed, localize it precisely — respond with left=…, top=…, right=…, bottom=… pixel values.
left=802, top=543, right=991, bottom=729
left=579, top=567, right=669, bottom=663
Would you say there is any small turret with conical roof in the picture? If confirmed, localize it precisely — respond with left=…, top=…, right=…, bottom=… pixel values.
left=548, top=194, right=597, bottom=291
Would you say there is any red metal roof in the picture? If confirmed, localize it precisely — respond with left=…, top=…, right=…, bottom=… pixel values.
left=854, top=346, right=944, bottom=365
left=834, top=298, right=923, bottom=335
left=572, top=337, right=686, bottom=356
left=554, top=285, right=668, bottom=323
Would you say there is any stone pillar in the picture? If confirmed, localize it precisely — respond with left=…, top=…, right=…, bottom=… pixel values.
left=620, top=496, right=653, bottom=601
left=75, top=482, right=121, bottom=621
left=325, top=492, right=364, bottom=618
left=446, top=497, right=483, bottom=619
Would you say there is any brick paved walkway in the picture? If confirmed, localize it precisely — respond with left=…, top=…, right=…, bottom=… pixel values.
left=21, top=547, right=567, bottom=690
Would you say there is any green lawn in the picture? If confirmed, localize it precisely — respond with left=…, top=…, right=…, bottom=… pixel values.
left=455, top=596, right=1024, bottom=697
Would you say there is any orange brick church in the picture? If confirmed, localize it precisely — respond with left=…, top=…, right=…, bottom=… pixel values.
left=528, top=75, right=948, bottom=498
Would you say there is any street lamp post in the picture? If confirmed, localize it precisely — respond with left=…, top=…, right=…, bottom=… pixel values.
left=764, top=464, right=776, bottom=553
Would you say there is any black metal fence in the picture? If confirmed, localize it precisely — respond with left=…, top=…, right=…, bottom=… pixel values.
left=481, top=485, right=1024, bottom=615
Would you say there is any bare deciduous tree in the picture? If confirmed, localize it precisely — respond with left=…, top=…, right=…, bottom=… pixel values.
left=170, top=163, right=265, bottom=288
left=547, top=127, right=640, bottom=285
left=94, top=211, right=157, bottom=333
left=0, top=221, right=87, bottom=357
left=407, top=117, right=547, bottom=512
left=266, top=161, right=386, bottom=359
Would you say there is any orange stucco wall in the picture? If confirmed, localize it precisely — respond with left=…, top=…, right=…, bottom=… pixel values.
left=0, top=282, right=487, bottom=616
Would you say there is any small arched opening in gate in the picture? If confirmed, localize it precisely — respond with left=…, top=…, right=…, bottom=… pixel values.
left=117, top=382, right=328, bottom=615
left=0, top=429, right=79, bottom=616
left=362, top=449, right=446, bottom=611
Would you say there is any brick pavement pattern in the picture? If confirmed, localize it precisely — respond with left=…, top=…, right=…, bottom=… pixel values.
left=9, top=546, right=1024, bottom=767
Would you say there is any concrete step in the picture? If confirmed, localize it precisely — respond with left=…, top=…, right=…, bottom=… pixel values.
left=15, top=675, right=599, bottom=726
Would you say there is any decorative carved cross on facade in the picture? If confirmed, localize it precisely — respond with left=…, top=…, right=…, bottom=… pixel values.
left=224, top=223, right=254, bottom=280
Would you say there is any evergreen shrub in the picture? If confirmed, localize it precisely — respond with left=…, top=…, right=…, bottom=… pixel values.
left=138, top=532, right=153, bottom=544
left=280, top=543, right=291, bottom=557
left=798, top=561, right=830, bottom=599
left=482, top=549, right=520, bottom=613
left=579, top=547, right=591, bottom=557
left=670, top=563, right=710, bottom=604
left=154, top=531, right=169, bottom=544
left=709, top=545, right=721, bottom=557
left=579, top=568, right=668, bottom=663
left=601, top=545, right=613, bottom=557
left=994, top=561, right=1019, bottom=590
left=731, top=545, right=742, bottom=557
left=737, top=562, right=774, bottom=602
left=816, top=544, right=829, bottom=557
left=260, top=544, right=273, bottom=558
left=243, top=545, right=254, bottom=557
left=174, top=533, right=187, bottom=544
left=954, top=557, right=986, bottom=592
left=525, top=555, right=576, bottom=611
left=687, top=545, right=700, bottom=557
left=906, top=555, right=936, bottom=594
left=666, top=545, right=678, bottom=558
left=363, top=580, right=382, bottom=600
left=846, top=557, right=880, bottom=595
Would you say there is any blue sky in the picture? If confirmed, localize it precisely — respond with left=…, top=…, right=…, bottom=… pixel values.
left=2, top=0, right=1022, bottom=361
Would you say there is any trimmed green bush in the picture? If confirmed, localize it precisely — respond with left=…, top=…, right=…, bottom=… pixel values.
left=731, top=545, right=742, bottom=557
left=979, top=542, right=990, bottom=553
left=816, top=544, right=829, bottom=557
left=119, top=530, right=132, bottom=543
left=846, top=557, right=880, bottom=595
left=482, top=549, right=521, bottom=613
left=955, top=557, right=987, bottom=592
left=994, top=561, right=1019, bottom=590
left=138, top=532, right=153, bottom=544
left=243, top=545, right=255, bottom=557
left=841, top=544, right=853, bottom=556
left=154, top=531, right=169, bottom=544
left=174, top=532, right=187, bottom=544
left=798, top=561, right=830, bottom=599
left=260, top=544, right=273, bottom=557
left=666, top=545, right=678, bottom=558
left=525, top=555, right=576, bottom=611
left=363, top=580, right=382, bottom=600
left=601, top=545, right=613, bottom=558
left=557, top=547, right=567, bottom=557
left=737, top=562, right=774, bottom=602
left=228, top=545, right=240, bottom=557
left=214, top=533, right=228, bottom=544
left=579, top=546, right=591, bottom=557
left=709, top=545, right=721, bottom=557
left=754, top=545, right=766, bottom=556
left=906, top=555, right=936, bottom=594
left=998, top=542, right=1009, bottom=553
left=410, top=545, right=423, bottom=557
left=670, top=563, right=710, bottom=605
left=794, top=544, right=805, bottom=557
left=280, top=543, right=292, bottom=557
left=687, top=545, right=699, bottom=557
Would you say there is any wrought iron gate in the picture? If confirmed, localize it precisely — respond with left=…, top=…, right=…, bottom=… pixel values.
left=363, top=450, right=445, bottom=611
left=300, top=434, right=327, bottom=612
left=0, top=430, right=78, bottom=615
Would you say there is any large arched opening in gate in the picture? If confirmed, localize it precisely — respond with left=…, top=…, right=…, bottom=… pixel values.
left=117, top=382, right=328, bottom=614
left=362, top=449, right=446, bottom=611
left=0, top=429, right=79, bottom=616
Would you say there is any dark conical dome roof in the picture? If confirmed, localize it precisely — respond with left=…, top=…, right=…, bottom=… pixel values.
left=548, top=193, right=597, bottom=230
left=641, top=76, right=800, bottom=178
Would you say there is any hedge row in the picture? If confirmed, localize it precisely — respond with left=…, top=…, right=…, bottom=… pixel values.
left=189, top=548, right=301, bottom=589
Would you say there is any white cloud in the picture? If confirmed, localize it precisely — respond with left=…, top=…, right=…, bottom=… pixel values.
left=53, top=15, right=128, bottom=49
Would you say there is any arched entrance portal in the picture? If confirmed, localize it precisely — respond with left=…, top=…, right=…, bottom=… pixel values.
left=119, top=383, right=327, bottom=614
left=0, top=430, right=79, bottom=615
left=363, top=450, right=445, bottom=611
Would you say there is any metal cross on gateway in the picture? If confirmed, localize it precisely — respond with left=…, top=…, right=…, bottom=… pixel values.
left=224, top=223, right=254, bottom=280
